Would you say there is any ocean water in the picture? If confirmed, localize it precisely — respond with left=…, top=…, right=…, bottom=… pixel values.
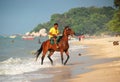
left=0, top=36, right=86, bottom=82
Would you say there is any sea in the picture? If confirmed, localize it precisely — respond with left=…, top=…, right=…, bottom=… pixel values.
left=0, top=36, right=86, bottom=82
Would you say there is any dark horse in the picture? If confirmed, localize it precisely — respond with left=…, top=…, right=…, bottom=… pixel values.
left=35, top=26, right=75, bottom=65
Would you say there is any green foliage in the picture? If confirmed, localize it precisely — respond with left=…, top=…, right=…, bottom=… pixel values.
left=107, top=10, right=120, bottom=33
left=32, top=6, right=115, bottom=35
left=106, top=0, right=120, bottom=34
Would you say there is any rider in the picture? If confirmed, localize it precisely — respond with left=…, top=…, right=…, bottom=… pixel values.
left=49, top=23, right=60, bottom=48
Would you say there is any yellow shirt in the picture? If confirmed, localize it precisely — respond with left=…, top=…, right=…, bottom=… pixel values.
left=49, top=27, right=59, bottom=39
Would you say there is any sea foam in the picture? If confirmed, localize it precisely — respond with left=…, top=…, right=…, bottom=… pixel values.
left=0, top=57, right=52, bottom=75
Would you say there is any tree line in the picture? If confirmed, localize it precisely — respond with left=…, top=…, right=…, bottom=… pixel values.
left=32, top=6, right=116, bottom=35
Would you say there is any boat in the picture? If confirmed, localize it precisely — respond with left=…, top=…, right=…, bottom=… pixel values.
left=22, top=35, right=34, bottom=40
left=9, top=35, right=16, bottom=39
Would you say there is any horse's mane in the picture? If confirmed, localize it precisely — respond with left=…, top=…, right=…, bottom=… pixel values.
left=62, top=26, right=70, bottom=35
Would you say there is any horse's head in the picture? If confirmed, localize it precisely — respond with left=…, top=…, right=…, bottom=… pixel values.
left=63, top=26, right=75, bottom=36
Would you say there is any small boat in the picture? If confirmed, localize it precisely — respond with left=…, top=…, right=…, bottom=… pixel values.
left=9, top=35, right=16, bottom=39
left=22, top=35, right=34, bottom=40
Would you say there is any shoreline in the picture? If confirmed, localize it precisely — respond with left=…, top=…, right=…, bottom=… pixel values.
left=30, top=36, right=120, bottom=82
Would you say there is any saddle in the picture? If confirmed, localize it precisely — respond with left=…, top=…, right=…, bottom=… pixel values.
left=50, top=36, right=62, bottom=45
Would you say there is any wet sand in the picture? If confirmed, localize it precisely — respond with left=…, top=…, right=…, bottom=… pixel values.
left=31, top=37, right=120, bottom=82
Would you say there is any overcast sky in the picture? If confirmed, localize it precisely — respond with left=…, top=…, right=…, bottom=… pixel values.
left=0, top=0, right=114, bottom=35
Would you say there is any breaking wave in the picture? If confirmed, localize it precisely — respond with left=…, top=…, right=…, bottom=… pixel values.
left=0, top=57, right=52, bottom=75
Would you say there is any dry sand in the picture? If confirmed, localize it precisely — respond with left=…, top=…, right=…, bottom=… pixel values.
left=66, top=37, right=120, bottom=82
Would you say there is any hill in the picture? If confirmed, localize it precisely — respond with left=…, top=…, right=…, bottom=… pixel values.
left=31, top=6, right=115, bottom=35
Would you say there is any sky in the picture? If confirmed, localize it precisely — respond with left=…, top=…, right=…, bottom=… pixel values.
left=0, top=0, right=114, bottom=35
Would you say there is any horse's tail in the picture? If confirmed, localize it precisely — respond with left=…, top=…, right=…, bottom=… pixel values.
left=35, top=43, right=43, bottom=61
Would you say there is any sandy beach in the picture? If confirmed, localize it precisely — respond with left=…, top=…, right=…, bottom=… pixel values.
left=31, top=36, right=120, bottom=82
left=65, top=36, right=120, bottom=82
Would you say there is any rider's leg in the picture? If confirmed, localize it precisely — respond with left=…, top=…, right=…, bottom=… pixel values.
left=53, top=38, right=59, bottom=48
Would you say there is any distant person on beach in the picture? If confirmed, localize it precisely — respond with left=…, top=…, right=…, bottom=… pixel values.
left=38, top=38, right=41, bottom=44
left=48, top=23, right=60, bottom=48
left=78, top=34, right=85, bottom=41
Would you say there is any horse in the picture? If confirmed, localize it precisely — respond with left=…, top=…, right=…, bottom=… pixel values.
left=35, top=26, right=75, bottom=65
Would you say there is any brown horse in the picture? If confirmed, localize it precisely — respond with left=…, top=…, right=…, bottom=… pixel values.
left=35, top=26, right=75, bottom=65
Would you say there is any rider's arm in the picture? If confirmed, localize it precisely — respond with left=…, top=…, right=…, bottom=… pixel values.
left=49, top=32, right=57, bottom=37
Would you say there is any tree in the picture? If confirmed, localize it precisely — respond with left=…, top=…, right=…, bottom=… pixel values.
left=107, top=0, right=120, bottom=33
left=31, top=7, right=115, bottom=35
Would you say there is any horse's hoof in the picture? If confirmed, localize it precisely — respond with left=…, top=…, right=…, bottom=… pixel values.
left=64, top=63, right=66, bottom=65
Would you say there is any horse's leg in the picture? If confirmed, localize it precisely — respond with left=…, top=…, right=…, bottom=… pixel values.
left=60, top=51, right=64, bottom=64
left=48, top=51, right=54, bottom=65
left=41, top=50, right=48, bottom=65
left=41, top=55, right=45, bottom=65
left=64, top=50, right=70, bottom=65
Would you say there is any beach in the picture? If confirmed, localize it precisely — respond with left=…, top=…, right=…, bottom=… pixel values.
left=31, top=36, right=120, bottom=82
left=63, top=36, right=120, bottom=82
left=0, top=36, right=120, bottom=82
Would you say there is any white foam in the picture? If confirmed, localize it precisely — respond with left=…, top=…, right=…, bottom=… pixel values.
left=0, top=40, right=87, bottom=76
left=0, top=57, right=52, bottom=75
